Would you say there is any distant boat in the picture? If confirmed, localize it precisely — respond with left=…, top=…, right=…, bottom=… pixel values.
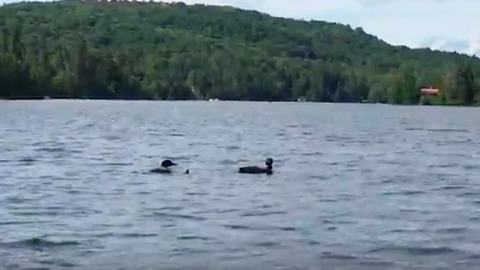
left=297, top=97, right=307, bottom=102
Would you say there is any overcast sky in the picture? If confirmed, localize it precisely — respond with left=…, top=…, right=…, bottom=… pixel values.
left=1, top=0, right=478, bottom=48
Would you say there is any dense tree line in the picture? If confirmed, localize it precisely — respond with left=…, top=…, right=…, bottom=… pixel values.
left=0, top=0, right=479, bottom=104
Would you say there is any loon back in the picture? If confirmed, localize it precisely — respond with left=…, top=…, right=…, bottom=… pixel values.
left=238, top=157, right=273, bottom=175
left=238, top=166, right=272, bottom=174
left=149, top=167, right=172, bottom=174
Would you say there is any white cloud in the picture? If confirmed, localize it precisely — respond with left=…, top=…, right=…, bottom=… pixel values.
left=357, top=0, right=478, bottom=47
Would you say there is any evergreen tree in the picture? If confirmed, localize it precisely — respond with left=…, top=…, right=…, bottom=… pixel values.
left=0, top=0, right=479, bottom=104
left=455, top=63, right=476, bottom=105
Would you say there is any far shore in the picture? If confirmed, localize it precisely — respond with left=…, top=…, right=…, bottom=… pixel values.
left=1, top=96, right=478, bottom=108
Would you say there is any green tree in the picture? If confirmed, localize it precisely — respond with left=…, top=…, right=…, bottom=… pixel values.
left=0, top=0, right=479, bottom=104
left=455, top=63, right=476, bottom=105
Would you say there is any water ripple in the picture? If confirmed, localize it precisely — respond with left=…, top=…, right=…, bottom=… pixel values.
left=368, top=245, right=462, bottom=256
left=1, top=101, right=479, bottom=270
left=0, top=237, right=80, bottom=249
left=145, top=212, right=207, bottom=221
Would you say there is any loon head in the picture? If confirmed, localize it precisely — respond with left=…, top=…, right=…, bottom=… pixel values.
left=148, top=159, right=181, bottom=174
left=265, top=158, right=273, bottom=168
left=161, top=159, right=177, bottom=168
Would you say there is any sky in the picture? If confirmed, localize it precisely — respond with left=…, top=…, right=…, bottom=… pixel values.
left=159, top=0, right=479, bottom=49
left=1, top=0, right=478, bottom=50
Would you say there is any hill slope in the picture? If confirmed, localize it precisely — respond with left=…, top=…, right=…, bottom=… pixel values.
left=0, top=0, right=479, bottom=104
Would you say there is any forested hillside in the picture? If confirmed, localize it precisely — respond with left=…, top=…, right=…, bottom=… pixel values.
left=0, top=0, right=479, bottom=104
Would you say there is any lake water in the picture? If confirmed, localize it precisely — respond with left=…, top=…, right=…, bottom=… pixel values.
left=1, top=100, right=480, bottom=270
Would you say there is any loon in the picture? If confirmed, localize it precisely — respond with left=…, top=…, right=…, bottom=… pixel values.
left=149, top=159, right=177, bottom=174
left=238, top=158, right=273, bottom=175
left=149, top=159, right=190, bottom=174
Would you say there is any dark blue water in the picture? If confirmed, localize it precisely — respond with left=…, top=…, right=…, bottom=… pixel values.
left=1, top=100, right=480, bottom=270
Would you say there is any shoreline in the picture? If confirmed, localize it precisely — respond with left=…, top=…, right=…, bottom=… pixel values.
left=0, top=97, right=478, bottom=107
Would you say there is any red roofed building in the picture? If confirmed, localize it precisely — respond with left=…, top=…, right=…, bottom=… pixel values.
left=420, top=86, right=440, bottom=96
